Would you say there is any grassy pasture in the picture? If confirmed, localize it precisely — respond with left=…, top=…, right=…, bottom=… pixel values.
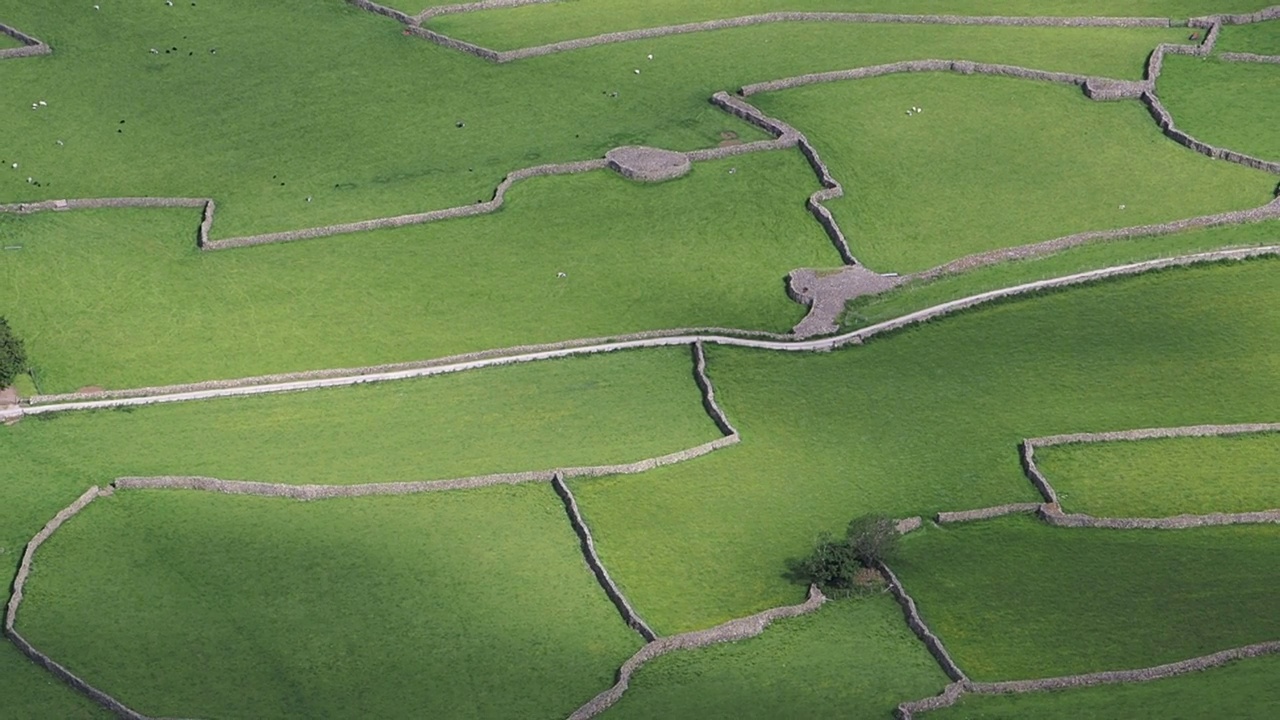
left=840, top=219, right=1280, bottom=331
left=573, top=258, right=1280, bottom=633
left=1037, top=431, right=1280, bottom=517
left=0, top=642, right=108, bottom=719
left=893, top=516, right=1280, bottom=680
left=928, top=653, right=1280, bottom=719
left=1159, top=55, right=1280, bottom=163
left=1216, top=17, right=1280, bottom=53
left=422, top=0, right=1272, bottom=48
left=748, top=73, right=1276, bottom=273
left=1, top=0, right=1186, bottom=240
left=17, top=486, right=642, bottom=719
left=602, top=596, right=948, bottom=720
left=0, top=151, right=832, bottom=393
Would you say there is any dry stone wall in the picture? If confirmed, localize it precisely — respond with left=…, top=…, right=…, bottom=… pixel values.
left=877, top=561, right=968, bottom=683
left=568, top=585, right=826, bottom=719
left=0, top=22, right=50, bottom=59
left=935, top=503, right=1041, bottom=524
left=552, top=475, right=656, bottom=641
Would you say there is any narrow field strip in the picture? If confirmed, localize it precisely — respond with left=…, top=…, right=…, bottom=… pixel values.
left=10, top=246, right=1277, bottom=419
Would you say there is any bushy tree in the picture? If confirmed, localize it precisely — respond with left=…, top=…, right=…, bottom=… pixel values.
left=0, top=317, right=29, bottom=388
left=846, top=513, right=900, bottom=565
left=791, top=513, right=900, bottom=594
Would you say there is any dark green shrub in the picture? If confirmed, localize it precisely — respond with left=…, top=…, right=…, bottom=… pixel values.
left=0, top=317, right=28, bottom=388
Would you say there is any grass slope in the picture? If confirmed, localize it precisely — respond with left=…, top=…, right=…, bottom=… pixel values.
left=0, top=151, right=831, bottom=393
left=18, top=486, right=642, bottom=719
left=894, top=516, right=1280, bottom=680
left=749, top=72, right=1275, bottom=273
left=840, top=219, right=1280, bottom=331
left=423, top=1, right=1269, bottom=48
left=928, top=653, right=1280, bottom=719
left=573, top=258, right=1280, bottom=633
left=602, top=596, right=948, bottom=720
left=1036, top=431, right=1280, bottom=517
left=1, top=0, right=1184, bottom=238
left=1159, top=55, right=1280, bottom=163
left=0, top=642, right=109, bottom=720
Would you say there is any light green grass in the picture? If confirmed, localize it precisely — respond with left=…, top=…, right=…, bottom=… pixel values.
left=19, top=486, right=643, bottom=719
left=0, top=152, right=830, bottom=393
left=1, top=0, right=1186, bottom=239
left=840, top=220, right=1280, bottom=331
left=423, top=1, right=1269, bottom=48
left=603, top=596, right=948, bottom=720
left=894, top=516, right=1280, bottom=680
left=1217, top=18, right=1280, bottom=54
left=929, top=653, right=1280, bottom=719
left=1035, top=431, right=1280, bottom=517
left=574, top=258, right=1280, bottom=633
left=1159, top=55, right=1280, bottom=162
left=0, top=32, right=23, bottom=48
left=749, top=73, right=1275, bottom=273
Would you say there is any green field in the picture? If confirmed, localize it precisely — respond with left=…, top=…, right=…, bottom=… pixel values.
left=1216, top=17, right=1280, bottom=53
left=929, top=653, right=1280, bottom=719
left=749, top=73, right=1274, bottom=273
left=575, top=258, right=1280, bottom=633
left=893, top=516, right=1280, bottom=680
left=1036, top=431, right=1280, bottom=517
left=1159, top=55, right=1280, bottom=163
left=0, top=151, right=831, bottom=394
left=841, top=219, right=1280, bottom=331
left=603, top=596, right=948, bottom=720
left=422, top=0, right=1273, bottom=48
left=5, top=1, right=1280, bottom=717
left=18, top=486, right=641, bottom=718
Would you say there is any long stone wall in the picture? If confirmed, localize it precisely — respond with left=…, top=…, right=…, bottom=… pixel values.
left=935, top=503, right=1041, bottom=524
left=897, top=640, right=1280, bottom=718
left=5, top=486, right=151, bottom=719
left=416, top=0, right=559, bottom=22
left=568, top=585, right=827, bottom=720
left=1220, top=51, right=1280, bottom=63
left=405, top=11, right=1173, bottom=63
left=691, top=341, right=738, bottom=436
left=552, top=474, right=657, bottom=641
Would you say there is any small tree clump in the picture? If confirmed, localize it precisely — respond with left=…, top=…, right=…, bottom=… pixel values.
left=790, top=513, right=899, bottom=595
left=0, top=317, right=28, bottom=388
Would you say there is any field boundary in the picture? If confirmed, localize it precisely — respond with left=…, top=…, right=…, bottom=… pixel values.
left=11, top=246, right=1279, bottom=417
left=0, top=21, right=50, bottom=60
left=567, top=585, right=827, bottom=719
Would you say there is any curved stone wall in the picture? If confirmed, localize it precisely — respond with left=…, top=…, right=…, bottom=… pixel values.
left=568, top=585, right=826, bottom=719
left=5, top=486, right=151, bottom=719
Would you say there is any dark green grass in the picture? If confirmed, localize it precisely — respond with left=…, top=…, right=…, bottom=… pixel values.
left=749, top=73, right=1275, bottom=273
left=18, top=486, right=643, bottom=719
left=1036, top=431, right=1280, bottom=517
left=0, top=152, right=831, bottom=393
left=893, top=516, right=1280, bottom=680
left=1, top=0, right=1184, bottom=239
left=602, top=596, right=948, bottom=720
left=1159, top=55, right=1280, bottom=162
left=0, top=31, right=23, bottom=48
left=928, top=653, right=1280, bottom=719
left=840, top=220, right=1280, bottom=331
left=573, top=258, right=1280, bottom=632
left=0, top=642, right=108, bottom=719
left=424, top=1, right=1268, bottom=48
left=1217, top=18, right=1280, bottom=54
